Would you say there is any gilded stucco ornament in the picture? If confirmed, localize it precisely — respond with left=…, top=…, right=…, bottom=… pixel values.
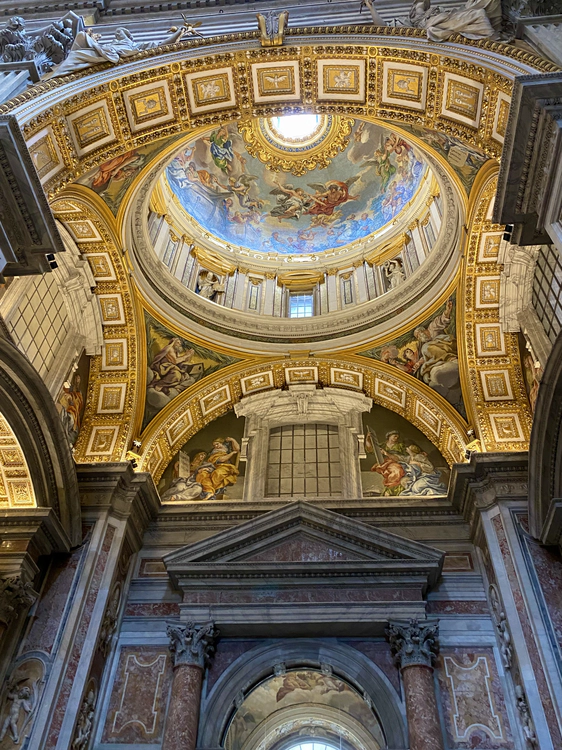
left=238, top=115, right=354, bottom=176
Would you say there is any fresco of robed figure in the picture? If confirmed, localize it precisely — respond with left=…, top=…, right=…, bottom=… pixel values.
left=158, top=411, right=245, bottom=502
left=144, top=313, right=239, bottom=427
left=166, top=120, right=426, bottom=255
left=362, top=405, right=449, bottom=497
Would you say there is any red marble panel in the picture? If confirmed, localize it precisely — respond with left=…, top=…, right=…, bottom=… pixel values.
left=427, top=601, right=489, bottom=615
left=245, top=535, right=365, bottom=562
left=523, top=534, right=562, bottom=651
left=44, top=525, right=116, bottom=750
left=124, top=603, right=180, bottom=617
left=24, top=547, right=84, bottom=654
left=162, top=664, right=202, bottom=750
left=403, top=665, right=444, bottom=750
left=436, top=647, right=513, bottom=749
left=102, top=646, right=173, bottom=744
left=343, top=640, right=401, bottom=693
left=493, top=515, right=562, bottom=747
left=181, top=587, right=422, bottom=604
left=207, top=640, right=258, bottom=692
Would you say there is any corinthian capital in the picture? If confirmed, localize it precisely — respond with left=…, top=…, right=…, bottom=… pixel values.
left=387, top=618, right=439, bottom=669
left=0, top=575, right=36, bottom=627
left=167, top=621, right=219, bottom=669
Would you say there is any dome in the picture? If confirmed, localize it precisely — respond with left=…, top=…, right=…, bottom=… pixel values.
left=164, top=115, right=428, bottom=259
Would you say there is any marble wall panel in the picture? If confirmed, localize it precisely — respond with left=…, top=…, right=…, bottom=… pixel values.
left=493, top=515, right=562, bottom=746
left=436, top=647, right=513, bottom=749
left=101, top=646, right=173, bottom=744
left=23, top=546, right=85, bottom=655
left=206, top=640, right=259, bottom=692
left=515, top=513, right=562, bottom=665
left=343, top=640, right=401, bottom=694
left=44, top=525, right=115, bottom=750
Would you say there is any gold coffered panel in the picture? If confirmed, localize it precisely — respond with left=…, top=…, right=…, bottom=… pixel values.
left=0, top=415, right=36, bottom=508
left=138, top=356, right=469, bottom=485
left=458, top=171, right=532, bottom=451
left=12, top=34, right=549, bottom=201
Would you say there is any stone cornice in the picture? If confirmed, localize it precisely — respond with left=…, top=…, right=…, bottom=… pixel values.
left=77, top=462, right=161, bottom=550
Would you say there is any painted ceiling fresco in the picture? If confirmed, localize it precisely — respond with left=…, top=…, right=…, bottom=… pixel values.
left=359, top=295, right=466, bottom=418
left=166, top=119, right=427, bottom=255
left=143, top=313, right=240, bottom=428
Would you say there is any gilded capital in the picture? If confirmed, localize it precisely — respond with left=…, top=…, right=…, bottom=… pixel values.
left=387, top=618, right=439, bottom=669
left=167, top=621, right=219, bottom=669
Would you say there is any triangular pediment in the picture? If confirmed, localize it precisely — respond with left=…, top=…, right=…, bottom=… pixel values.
left=239, top=530, right=371, bottom=563
left=165, top=501, right=443, bottom=579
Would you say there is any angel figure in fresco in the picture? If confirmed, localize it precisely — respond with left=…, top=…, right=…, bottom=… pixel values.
left=270, top=180, right=312, bottom=221
left=275, top=672, right=345, bottom=702
left=227, top=174, right=264, bottom=210
left=306, top=177, right=359, bottom=217
left=203, top=126, right=235, bottom=173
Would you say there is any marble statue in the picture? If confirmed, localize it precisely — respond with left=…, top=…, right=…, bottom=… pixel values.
left=0, top=13, right=83, bottom=73
left=72, top=689, right=95, bottom=750
left=0, top=681, right=35, bottom=743
left=47, top=25, right=188, bottom=78
left=384, top=258, right=406, bottom=289
left=363, top=0, right=502, bottom=42
left=197, top=270, right=224, bottom=301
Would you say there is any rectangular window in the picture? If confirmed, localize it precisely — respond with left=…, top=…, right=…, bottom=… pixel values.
left=265, top=424, right=341, bottom=497
left=248, top=283, right=259, bottom=311
left=163, top=238, right=177, bottom=268
left=342, top=277, right=353, bottom=305
left=532, top=244, right=562, bottom=344
left=288, top=292, right=314, bottom=318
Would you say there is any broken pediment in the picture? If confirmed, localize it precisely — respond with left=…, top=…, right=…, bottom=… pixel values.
left=164, top=503, right=444, bottom=635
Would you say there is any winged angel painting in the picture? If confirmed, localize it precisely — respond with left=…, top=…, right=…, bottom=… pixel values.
left=166, top=121, right=426, bottom=254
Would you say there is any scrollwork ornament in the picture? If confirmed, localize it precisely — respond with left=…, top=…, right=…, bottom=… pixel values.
left=238, top=115, right=354, bottom=176
left=167, top=621, right=219, bottom=669
left=387, top=618, right=439, bottom=669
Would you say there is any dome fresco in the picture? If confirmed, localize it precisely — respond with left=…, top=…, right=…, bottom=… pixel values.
left=166, top=118, right=427, bottom=256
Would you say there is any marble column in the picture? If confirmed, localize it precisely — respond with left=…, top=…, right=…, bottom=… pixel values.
left=387, top=619, right=444, bottom=750
left=162, top=621, right=219, bottom=750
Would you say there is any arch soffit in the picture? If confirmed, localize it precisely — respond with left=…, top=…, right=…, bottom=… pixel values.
left=198, top=638, right=407, bottom=750
left=457, top=167, right=533, bottom=453
left=0, top=338, right=79, bottom=547
left=139, top=355, right=469, bottom=484
left=49, top=192, right=140, bottom=467
left=12, top=30, right=555, bottom=205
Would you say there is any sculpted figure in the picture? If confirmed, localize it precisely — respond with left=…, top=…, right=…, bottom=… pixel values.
left=0, top=12, right=83, bottom=72
left=0, top=682, right=34, bottom=743
left=72, top=689, right=95, bottom=750
left=384, top=258, right=406, bottom=289
left=48, top=25, right=187, bottom=77
left=363, top=0, right=502, bottom=42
